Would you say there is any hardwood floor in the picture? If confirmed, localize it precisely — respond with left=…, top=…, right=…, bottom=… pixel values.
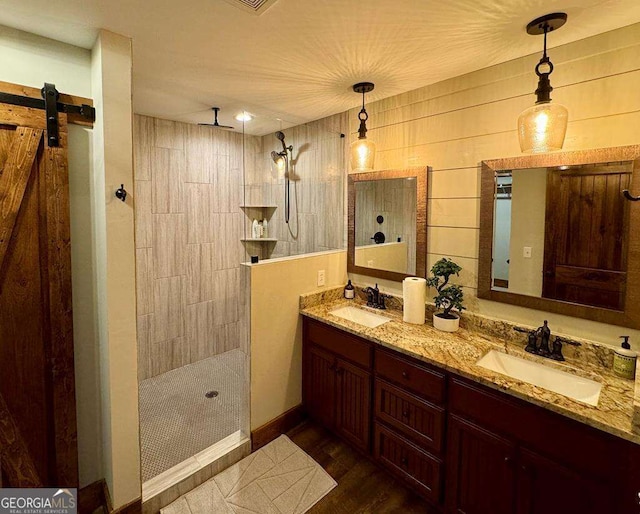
left=286, top=421, right=437, bottom=514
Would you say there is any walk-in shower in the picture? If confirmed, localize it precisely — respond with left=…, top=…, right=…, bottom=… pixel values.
left=270, top=131, right=294, bottom=223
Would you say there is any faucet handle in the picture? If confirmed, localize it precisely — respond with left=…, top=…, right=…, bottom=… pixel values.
left=378, top=293, right=392, bottom=310
left=550, top=337, right=566, bottom=361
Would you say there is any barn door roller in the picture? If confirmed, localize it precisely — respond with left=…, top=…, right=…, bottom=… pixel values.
left=0, top=82, right=95, bottom=147
left=42, top=83, right=60, bottom=147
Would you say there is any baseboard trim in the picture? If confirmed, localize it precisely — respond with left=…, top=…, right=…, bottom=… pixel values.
left=79, top=479, right=108, bottom=514
left=251, top=405, right=306, bottom=451
left=78, top=478, right=141, bottom=514
left=112, top=498, right=142, bottom=514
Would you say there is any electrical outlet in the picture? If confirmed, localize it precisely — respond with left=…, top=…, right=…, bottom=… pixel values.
left=317, top=269, right=325, bottom=287
left=523, top=246, right=532, bottom=258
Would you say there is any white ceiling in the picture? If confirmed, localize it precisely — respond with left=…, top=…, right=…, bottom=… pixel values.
left=2, top=0, right=640, bottom=135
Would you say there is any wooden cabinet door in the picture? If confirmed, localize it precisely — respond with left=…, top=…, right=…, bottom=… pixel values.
left=335, top=358, right=371, bottom=452
left=516, top=448, right=612, bottom=514
left=447, top=415, right=516, bottom=514
left=0, top=100, right=77, bottom=487
left=303, top=344, right=337, bottom=429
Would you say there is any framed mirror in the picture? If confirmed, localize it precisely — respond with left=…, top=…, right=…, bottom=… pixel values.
left=348, top=167, right=428, bottom=282
left=479, top=145, right=640, bottom=329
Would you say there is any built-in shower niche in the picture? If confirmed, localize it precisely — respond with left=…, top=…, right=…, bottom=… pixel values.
left=241, top=112, right=348, bottom=260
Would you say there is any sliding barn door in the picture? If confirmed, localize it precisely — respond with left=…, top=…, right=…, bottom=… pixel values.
left=0, top=100, right=78, bottom=487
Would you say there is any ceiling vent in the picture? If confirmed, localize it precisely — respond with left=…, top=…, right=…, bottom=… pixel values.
left=222, top=0, right=279, bottom=15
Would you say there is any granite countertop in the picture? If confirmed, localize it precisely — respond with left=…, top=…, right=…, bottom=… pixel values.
left=299, top=289, right=640, bottom=445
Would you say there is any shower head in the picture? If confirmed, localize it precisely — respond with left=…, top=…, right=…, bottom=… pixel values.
left=275, top=130, right=290, bottom=152
left=271, top=151, right=281, bottom=163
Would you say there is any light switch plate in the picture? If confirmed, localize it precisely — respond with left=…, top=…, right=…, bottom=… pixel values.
left=317, top=269, right=325, bottom=287
left=523, top=246, right=532, bottom=258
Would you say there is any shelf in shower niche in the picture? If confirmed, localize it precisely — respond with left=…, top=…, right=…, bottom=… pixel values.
left=239, top=205, right=278, bottom=209
left=241, top=238, right=278, bottom=242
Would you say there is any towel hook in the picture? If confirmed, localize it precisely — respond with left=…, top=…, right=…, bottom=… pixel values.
left=623, top=190, right=640, bottom=202
left=115, top=184, right=127, bottom=202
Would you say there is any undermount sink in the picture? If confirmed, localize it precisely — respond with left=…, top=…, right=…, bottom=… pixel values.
left=329, top=306, right=391, bottom=328
left=476, top=350, right=602, bottom=406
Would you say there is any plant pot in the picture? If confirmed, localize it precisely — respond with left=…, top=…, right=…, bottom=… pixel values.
left=433, top=312, right=460, bottom=332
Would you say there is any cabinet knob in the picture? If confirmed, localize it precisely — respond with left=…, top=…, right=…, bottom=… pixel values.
left=402, top=371, right=409, bottom=379
left=402, top=410, right=410, bottom=419
left=504, top=456, right=512, bottom=464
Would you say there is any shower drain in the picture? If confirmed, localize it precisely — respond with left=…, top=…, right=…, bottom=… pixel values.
left=205, top=390, right=219, bottom=399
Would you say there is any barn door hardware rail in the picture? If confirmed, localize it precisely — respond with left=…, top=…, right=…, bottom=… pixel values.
left=0, top=82, right=95, bottom=147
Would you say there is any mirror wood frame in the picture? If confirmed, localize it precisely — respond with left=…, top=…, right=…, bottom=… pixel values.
left=348, top=166, right=428, bottom=282
left=478, top=145, right=640, bottom=329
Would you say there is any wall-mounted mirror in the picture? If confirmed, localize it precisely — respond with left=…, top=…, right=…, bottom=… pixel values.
left=479, top=145, right=640, bottom=328
left=348, top=167, right=428, bottom=282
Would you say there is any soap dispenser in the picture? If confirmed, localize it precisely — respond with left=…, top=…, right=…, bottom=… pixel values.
left=344, top=280, right=355, bottom=299
left=613, top=336, right=637, bottom=380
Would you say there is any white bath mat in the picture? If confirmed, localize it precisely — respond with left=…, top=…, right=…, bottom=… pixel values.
left=161, top=435, right=337, bottom=514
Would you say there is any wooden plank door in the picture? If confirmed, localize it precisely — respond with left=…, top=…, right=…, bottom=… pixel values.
left=543, top=165, right=631, bottom=310
left=0, top=100, right=77, bottom=487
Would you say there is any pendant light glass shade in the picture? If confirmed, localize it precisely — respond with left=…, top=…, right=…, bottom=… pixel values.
left=350, top=138, right=376, bottom=172
left=518, top=102, right=568, bottom=153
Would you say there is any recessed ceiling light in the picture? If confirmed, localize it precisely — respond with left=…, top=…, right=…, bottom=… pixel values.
left=235, top=112, right=252, bottom=122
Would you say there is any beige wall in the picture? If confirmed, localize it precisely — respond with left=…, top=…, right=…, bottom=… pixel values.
left=0, top=26, right=103, bottom=488
left=250, top=250, right=347, bottom=430
left=355, top=242, right=408, bottom=274
left=91, top=30, right=141, bottom=508
left=244, top=113, right=347, bottom=259
left=133, top=116, right=246, bottom=380
left=508, top=168, right=546, bottom=297
left=348, top=23, right=640, bottom=349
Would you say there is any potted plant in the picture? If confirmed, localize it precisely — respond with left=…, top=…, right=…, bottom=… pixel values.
left=427, top=257, right=465, bottom=332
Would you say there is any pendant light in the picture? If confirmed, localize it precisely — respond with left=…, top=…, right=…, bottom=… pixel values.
left=350, top=82, right=376, bottom=172
left=518, top=13, right=568, bottom=154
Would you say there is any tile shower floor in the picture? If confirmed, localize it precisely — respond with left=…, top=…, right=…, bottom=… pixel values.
left=139, top=349, right=244, bottom=482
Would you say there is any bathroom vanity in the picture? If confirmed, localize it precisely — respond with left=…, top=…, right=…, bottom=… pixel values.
left=300, top=296, right=640, bottom=514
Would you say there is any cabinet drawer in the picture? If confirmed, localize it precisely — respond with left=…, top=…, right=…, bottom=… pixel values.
left=375, top=379, right=444, bottom=453
left=305, top=318, right=372, bottom=369
left=375, top=349, right=445, bottom=404
left=374, top=422, right=442, bottom=504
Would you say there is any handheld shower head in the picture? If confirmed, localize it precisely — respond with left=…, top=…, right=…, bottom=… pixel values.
left=275, top=131, right=290, bottom=152
left=270, top=151, right=281, bottom=163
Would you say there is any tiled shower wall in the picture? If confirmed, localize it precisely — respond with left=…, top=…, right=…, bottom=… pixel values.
left=134, top=116, right=253, bottom=381
left=243, top=112, right=348, bottom=259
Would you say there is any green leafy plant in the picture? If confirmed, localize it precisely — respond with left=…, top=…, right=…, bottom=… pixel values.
left=426, top=258, right=465, bottom=319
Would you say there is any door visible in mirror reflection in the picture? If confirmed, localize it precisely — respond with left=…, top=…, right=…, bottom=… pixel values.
left=492, top=162, right=631, bottom=311
left=354, top=178, right=417, bottom=275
